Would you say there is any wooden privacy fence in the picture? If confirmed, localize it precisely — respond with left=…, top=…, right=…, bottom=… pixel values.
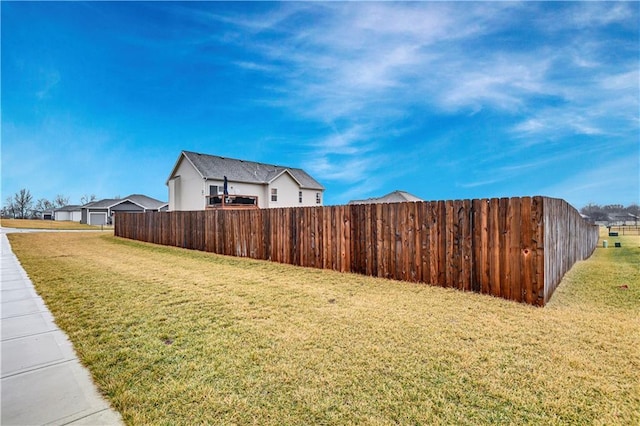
left=115, top=196, right=598, bottom=306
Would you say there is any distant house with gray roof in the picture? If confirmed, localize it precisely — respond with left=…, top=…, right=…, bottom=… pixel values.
left=166, top=151, right=325, bottom=211
left=606, top=213, right=639, bottom=226
left=81, top=194, right=168, bottom=225
left=54, top=205, right=82, bottom=222
left=348, top=190, right=424, bottom=205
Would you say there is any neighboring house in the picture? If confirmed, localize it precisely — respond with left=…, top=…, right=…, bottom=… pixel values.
left=54, top=205, right=82, bottom=222
left=166, top=150, right=325, bottom=211
left=606, top=213, right=639, bottom=226
left=81, top=194, right=168, bottom=225
left=348, top=190, right=424, bottom=205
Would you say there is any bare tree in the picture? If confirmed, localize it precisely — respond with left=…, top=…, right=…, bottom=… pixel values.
left=13, top=189, right=33, bottom=219
left=53, top=194, right=70, bottom=208
left=580, top=203, right=609, bottom=223
left=80, top=194, right=97, bottom=205
left=34, top=198, right=54, bottom=218
left=2, top=196, right=16, bottom=218
left=625, top=204, right=639, bottom=216
left=603, top=204, right=624, bottom=212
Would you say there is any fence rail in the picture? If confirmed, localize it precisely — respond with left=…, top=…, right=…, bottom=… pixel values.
left=116, top=196, right=598, bottom=306
left=607, top=225, right=640, bottom=236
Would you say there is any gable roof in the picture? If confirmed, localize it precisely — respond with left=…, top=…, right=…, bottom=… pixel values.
left=168, top=150, right=324, bottom=191
left=125, top=194, right=168, bottom=210
left=54, top=204, right=82, bottom=212
left=83, top=194, right=167, bottom=210
left=608, top=212, right=639, bottom=221
left=348, top=190, right=424, bottom=205
left=83, top=199, right=119, bottom=209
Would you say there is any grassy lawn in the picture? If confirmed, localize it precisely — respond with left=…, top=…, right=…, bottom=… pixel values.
left=7, top=231, right=639, bottom=425
left=1, top=218, right=111, bottom=230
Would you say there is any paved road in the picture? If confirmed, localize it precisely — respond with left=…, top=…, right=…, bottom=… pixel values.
left=1, top=228, right=124, bottom=425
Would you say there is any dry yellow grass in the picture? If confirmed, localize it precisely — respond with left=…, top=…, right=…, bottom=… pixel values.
left=7, top=231, right=639, bottom=425
left=1, top=218, right=110, bottom=230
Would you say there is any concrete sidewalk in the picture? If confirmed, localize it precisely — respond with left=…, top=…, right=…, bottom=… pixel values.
left=1, top=230, right=123, bottom=425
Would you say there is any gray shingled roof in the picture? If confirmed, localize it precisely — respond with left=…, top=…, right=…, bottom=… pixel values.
left=54, top=204, right=82, bottom=212
left=179, top=151, right=324, bottom=190
left=126, top=194, right=168, bottom=210
left=83, top=194, right=167, bottom=210
left=83, top=199, right=119, bottom=209
left=349, top=190, right=423, bottom=205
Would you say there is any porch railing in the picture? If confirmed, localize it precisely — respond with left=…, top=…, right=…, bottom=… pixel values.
left=206, top=194, right=259, bottom=209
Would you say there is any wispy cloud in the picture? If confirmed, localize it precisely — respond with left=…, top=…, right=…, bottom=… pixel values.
left=311, top=125, right=375, bottom=156
left=511, top=110, right=607, bottom=139
left=541, top=156, right=640, bottom=207
left=239, top=2, right=517, bottom=119
left=208, top=2, right=635, bottom=132
left=601, top=69, right=639, bottom=91
left=564, top=2, right=635, bottom=29
left=232, top=61, right=277, bottom=73
left=35, top=69, right=61, bottom=100
left=511, top=66, right=639, bottom=140
left=434, top=56, right=552, bottom=113
left=302, top=124, right=389, bottom=186
left=306, top=155, right=379, bottom=183
left=458, top=178, right=502, bottom=189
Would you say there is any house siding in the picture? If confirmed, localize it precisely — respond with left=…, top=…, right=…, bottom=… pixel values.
left=111, top=201, right=144, bottom=212
left=302, top=188, right=321, bottom=206
left=268, top=174, right=320, bottom=208
left=54, top=211, right=81, bottom=222
left=168, top=178, right=177, bottom=211
left=170, top=158, right=205, bottom=211
left=55, top=211, right=70, bottom=221
left=262, top=185, right=271, bottom=209
left=269, top=173, right=300, bottom=208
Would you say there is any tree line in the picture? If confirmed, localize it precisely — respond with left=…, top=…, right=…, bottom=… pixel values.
left=579, top=203, right=639, bottom=223
left=2, top=188, right=97, bottom=219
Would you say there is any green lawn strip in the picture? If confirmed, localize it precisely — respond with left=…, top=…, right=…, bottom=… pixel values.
left=7, top=232, right=639, bottom=425
left=549, top=234, right=640, bottom=311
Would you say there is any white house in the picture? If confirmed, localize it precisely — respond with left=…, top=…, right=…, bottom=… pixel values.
left=54, top=205, right=82, bottom=222
left=81, top=194, right=168, bottom=225
left=166, top=151, right=325, bottom=211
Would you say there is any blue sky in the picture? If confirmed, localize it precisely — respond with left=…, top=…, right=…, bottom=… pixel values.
left=2, top=1, right=638, bottom=208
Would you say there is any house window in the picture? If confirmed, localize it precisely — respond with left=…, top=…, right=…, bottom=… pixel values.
left=316, top=193, right=321, bottom=204
left=299, top=191, right=303, bottom=203
left=271, top=188, right=278, bottom=202
left=209, top=186, right=218, bottom=205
